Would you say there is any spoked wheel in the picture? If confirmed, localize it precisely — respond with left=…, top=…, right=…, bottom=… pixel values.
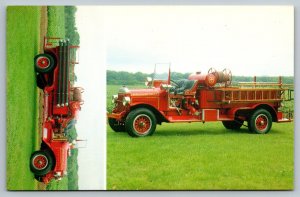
left=208, top=67, right=218, bottom=75
left=125, top=108, right=157, bottom=137
left=30, top=150, right=53, bottom=176
left=34, top=53, right=55, bottom=73
left=108, top=118, right=125, bottom=132
left=248, top=109, right=272, bottom=134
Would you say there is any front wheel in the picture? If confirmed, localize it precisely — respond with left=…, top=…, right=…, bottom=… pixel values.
left=30, top=150, right=54, bottom=176
left=125, top=108, right=157, bottom=137
left=248, top=109, right=272, bottom=134
left=34, top=53, right=55, bottom=73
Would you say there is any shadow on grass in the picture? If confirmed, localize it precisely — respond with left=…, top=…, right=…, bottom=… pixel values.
left=155, top=127, right=252, bottom=137
left=108, top=124, right=287, bottom=138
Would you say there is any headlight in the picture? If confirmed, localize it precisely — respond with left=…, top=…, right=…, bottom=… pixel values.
left=119, top=86, right=129, bottom=93
left=122, top=96, right=131, bottom=106
left=112, top=95, right=118, bottom=103
left=54, top=172, right=62, bottom=177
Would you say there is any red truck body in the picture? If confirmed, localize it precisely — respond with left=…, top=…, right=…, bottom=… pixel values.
left=30, top=37, right=83, bottom=184
left=108, top=67, right=293, bottom=137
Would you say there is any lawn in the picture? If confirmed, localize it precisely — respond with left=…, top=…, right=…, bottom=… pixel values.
left=6, top=6, right=70, bottom=191
left=106, top=84, right=294, bottom=190
left=47, top=6, right=65, bottom=38
left=6, top=6, right=41, bottom=190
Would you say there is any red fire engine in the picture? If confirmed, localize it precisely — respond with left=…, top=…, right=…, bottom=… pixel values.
left=30, top=37, right=84, bottom=184
left=108, top=66, right=293, bottom=137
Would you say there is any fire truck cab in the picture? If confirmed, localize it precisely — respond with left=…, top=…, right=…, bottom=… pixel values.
left=108, top=65, right=293, bottom=137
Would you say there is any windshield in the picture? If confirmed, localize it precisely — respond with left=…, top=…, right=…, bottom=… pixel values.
left=153, top=63, right=170, bottom=81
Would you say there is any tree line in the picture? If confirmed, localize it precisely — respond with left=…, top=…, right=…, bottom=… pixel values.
left=65, top=6, right=79, bottom=190
left=65, top=6, right=80, bottom=45
left=107, top=70, right=294, bottom=86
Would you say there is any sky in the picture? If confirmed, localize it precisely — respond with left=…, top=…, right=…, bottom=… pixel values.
left=104, top=6, right=294, bottom=76
left=75, top=7, right=106, bottom=190
left=74, top=5, right=293, bottom=190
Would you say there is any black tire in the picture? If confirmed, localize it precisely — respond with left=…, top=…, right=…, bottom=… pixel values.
left=108, top=118, right=125, bottom=132
left=222, top=119, right=244, bottom=130
left=30, top=150, right=54, bottom=176
left=125, top=108, right=157, bottom=137
left=36, top=73, right=47, bottom=89
left=34, top=53, right=55, bottom=73
left=248, top=109, right=272, bottom=134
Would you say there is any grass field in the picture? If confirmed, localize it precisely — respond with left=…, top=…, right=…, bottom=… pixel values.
left=47, top=6, right=65, bottom=37
left=107, top=84, right=294, bottom=190
left=6, top=6, right=41, bottom=190
left=6, top=6, right=72, bottom=191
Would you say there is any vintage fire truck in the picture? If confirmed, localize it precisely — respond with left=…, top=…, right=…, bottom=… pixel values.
left=108, top=66, right=293, bottom=137
left=30, top=37, right=84, bottom=183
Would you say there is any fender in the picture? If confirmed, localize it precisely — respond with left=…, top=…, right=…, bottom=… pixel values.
left=130, top=103, right=169, bottom=123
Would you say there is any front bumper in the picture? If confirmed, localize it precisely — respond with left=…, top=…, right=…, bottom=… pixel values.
left=107, top=111, right=127, bottom=121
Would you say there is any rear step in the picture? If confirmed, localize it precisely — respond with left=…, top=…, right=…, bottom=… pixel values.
left=277, top=110, right=293, bottom=123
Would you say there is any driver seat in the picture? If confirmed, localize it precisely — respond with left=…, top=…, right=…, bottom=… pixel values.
left=170, top=79, right=197, bottom=95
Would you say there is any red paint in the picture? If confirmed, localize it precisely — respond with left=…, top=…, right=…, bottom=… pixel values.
left=108, top=67, right=292, bottom=136
left=30, top=37, right=83, bottom=184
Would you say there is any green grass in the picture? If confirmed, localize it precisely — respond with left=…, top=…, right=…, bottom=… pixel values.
left=107, top=85, right=294, bottom=190
left=46, top=178, right=68, bottom=190
left=7, top=6, right=72, bottom=191
left=6, top=6, right=41, bottom=190
left=47, top=6, right=65, bottom=37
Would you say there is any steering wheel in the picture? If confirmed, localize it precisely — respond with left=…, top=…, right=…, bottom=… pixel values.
left=170, top=79, right=180, bottom=88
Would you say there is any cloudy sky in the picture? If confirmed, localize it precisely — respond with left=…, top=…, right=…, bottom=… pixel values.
left=74, top=5, right=293, bottom=190
left=104, top=6, right=294, bottom=76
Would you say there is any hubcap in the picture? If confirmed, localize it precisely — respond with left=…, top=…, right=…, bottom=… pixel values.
left=133, top=114, right=152, bottom=134
left=32, top=154, right=48, bottom=170
left=255, top=114, right=268, bottom=132
left=36, top=57, right=50, bottom=69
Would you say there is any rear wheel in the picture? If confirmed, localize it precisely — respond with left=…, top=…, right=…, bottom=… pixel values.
left=222, top=119, right=244, bottom=130
left=125, top=108, right=157, bottom=137
left=30, top=150, right=54, bottom=176
left=108, top=118, right=125, bottom=132
left=34, top=53, right=55, bottom=73
left=248, top=109, right=272, bottom=134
